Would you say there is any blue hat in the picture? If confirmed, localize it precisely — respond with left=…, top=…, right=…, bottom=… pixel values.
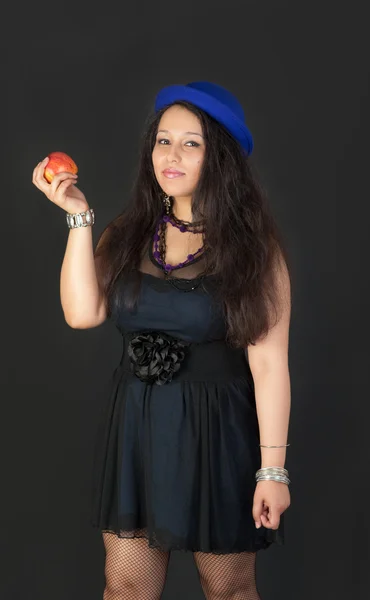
left=154, top=81, right=254, bottom=155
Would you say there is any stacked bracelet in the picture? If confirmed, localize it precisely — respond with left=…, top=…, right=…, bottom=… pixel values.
left=255, top=466, right=290, bottom=485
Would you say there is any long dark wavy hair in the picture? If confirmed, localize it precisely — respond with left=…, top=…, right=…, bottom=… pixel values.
left=94, top=100, right=292, bottom=348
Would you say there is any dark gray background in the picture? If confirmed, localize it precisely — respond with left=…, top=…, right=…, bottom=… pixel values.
left=1, top=1, right=367, bottom=598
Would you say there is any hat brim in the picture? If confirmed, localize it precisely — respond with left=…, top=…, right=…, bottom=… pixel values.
left=154, top=85, right=253, bottom=155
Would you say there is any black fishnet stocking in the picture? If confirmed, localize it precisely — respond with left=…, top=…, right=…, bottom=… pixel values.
left=102, top=531, right=260, bottom=599
left=193, top=550, right=261, bottom=600
left=102, top=532, right=170, bottom=600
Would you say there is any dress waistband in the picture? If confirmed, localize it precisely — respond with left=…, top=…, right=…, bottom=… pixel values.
left=118, top=330, right=252, bottom=385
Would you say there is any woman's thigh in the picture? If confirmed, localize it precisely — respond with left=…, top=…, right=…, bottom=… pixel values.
left=102, top=532, right=170, bottom=600
left=193, top=550, right=261, bottom=600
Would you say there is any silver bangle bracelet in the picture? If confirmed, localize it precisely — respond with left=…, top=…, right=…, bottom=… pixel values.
left=256, top=474, right=290, bottom=485
left=260, top=443, right=290, bottom=448
left=66, top=207, right=95, bottom=229
left=257, top=467, right=289, bottom=475
left=255, top=466, right=290, bottom=485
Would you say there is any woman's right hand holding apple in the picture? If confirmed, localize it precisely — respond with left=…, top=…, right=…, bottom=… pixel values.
left=32, top=157, right=89, bottom=214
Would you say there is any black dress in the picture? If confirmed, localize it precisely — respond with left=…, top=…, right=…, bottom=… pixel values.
left=90, top=233, right=284, bottom=554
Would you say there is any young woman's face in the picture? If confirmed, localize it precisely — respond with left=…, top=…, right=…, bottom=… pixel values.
left=152, top=105, right=205, bottom=200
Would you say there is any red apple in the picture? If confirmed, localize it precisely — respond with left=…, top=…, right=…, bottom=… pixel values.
left=43, top=151, right=78, bottom=183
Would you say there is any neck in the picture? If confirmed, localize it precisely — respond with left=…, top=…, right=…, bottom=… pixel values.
left=171, top=196, right=193, bottom=222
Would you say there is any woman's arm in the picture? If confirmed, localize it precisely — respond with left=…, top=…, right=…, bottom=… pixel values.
left=247, top=255, right=291, bottom=469
left=60, top=207, right=108, bottom=329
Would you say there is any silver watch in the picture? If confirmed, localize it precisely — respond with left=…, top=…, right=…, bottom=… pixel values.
left=66, top=207, right=95, bottom=229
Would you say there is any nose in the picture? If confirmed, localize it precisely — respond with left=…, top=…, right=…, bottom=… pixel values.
left=166, top=143, right=181, bottom=163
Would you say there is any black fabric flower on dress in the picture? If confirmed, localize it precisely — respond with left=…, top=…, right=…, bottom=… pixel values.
left=127, top=331, right=190, bottom=385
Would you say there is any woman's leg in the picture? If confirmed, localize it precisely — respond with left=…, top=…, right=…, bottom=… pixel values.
left=102, top=532, right=170, bottom=600
left=193, top=550, right=261, bottom=600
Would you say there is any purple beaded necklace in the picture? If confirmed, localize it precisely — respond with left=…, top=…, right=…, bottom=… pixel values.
left=153, top=212, right=205, bottom=274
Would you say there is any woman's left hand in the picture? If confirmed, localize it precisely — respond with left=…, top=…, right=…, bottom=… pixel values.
left=252, top=481, right=291, bottom=530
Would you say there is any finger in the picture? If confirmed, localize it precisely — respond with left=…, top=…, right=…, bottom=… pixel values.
left=53, top=178, right=76, bottom=200
left=37, top=156, right=50, bottom=176
left=49, top=172, right=78, bottom=196
left=269, top=505, right=281, bottom=530
left=32, top=156, right=49, bottom=184
left=252, top=499, right=264, bottom=529
left=33, top=161, right=53, bottom=194
left=261, top=509, right=280, bottom=530
left=49, top=171, right=78, bottom=184
left=260, top=514, right=270, bottom=528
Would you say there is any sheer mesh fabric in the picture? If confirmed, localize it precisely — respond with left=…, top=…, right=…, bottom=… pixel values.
left=141, top=234, right=214, bottom=281
left=103, top=532, right=261, bottom=599
left=142, top=221, right=209, bottom=278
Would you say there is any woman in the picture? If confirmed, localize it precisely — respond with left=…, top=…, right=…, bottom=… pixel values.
left=32, top=81, right=292, bottom=600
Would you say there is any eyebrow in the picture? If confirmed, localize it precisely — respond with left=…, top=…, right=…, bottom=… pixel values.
left=157, top=129, right=204, bottom=138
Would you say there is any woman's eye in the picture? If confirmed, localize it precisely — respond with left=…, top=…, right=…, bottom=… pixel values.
left=156, top=138, right=200, bottom=147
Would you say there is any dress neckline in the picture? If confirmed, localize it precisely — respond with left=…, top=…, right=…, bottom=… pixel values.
left=148, top=235, right=207, bottom=272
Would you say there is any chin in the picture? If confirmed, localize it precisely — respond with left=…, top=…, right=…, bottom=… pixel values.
left=161, top=183, right=192, bottom=198
left=166, top=188, right=191, bottom=197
